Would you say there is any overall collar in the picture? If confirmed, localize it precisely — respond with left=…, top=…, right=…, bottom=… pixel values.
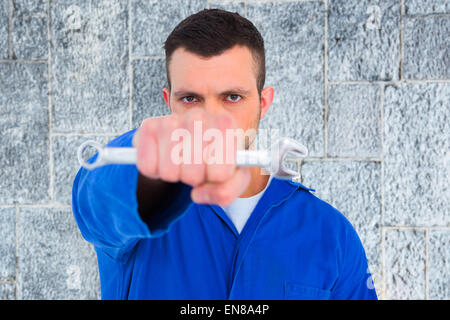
left=208, top=177, right=315, bottom=239
left=207, top=177, right=315, bottom=297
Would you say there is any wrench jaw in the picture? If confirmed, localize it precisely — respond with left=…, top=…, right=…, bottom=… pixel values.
left=269, top=138, right=308, bottom=180
left=77, top=140, right=106, bottom=170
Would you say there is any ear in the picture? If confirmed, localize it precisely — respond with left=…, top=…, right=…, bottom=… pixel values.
left=259, top=86, right=274, bottom=120
left=163, top=88, right=171, bottom=112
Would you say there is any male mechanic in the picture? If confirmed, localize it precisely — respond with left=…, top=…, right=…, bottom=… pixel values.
left=72, top=9, right=377, bottom=300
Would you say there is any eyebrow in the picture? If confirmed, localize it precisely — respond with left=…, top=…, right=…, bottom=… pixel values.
left=173, top=87, right=252, bottom=99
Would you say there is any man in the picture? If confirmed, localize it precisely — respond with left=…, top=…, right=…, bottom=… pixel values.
left=72, top=9, right=377, bottom=300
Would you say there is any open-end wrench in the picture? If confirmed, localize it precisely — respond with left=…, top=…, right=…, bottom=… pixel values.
left=77, top=137, right=308, bottom=179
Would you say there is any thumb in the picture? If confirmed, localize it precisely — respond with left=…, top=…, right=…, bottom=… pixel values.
left=132, top=131, right=139, bottom=148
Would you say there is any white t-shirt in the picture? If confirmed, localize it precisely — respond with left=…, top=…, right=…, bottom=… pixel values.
left=220, top=175, right=273, bottom=234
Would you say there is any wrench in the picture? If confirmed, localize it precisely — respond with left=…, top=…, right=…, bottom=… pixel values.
left=77, top=137, right=308, bottom=179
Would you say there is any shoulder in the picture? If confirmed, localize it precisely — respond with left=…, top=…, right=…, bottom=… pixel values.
left=106, top=128, right=138, bottom=147
left=284, top=179, right=361, bottom=246
left=285, top=180, right=369, bottom=278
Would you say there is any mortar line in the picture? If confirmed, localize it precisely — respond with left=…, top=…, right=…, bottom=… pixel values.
left=8, top=0, right=13, bottom=59
left=51, top=132, right=122, bottom=137
left=297, top=159, right=303, bottom=183
left=303, top=157, right=382, bottom=162
left=425, top=228, right=429, bottom=300
left=48, top=0, right=54, bottom=203
left=128, top=0, right=133, bottom=131
left=0, top=59, right=47, bottom=63
left=245, top=0, right=322, bottom=2
left=0, top=279, right=15, bottom=283
left=2, top=203, right=82, bottom=209
left=405, top=13, right=450, bottom=18
left=328, top=79, right=450, bottom=85
left=381, top=226, right=386, bottom=298
left=131, top=56, right=165, bottom=60
left=13, top=203, right=72, bottom=209
left=383, top=226, right=450, bottom=230
left=379, top=82, right=385, bottom=299
left=14, top=205, right=18, bottom=300
left=323, top=0, right=328, bottom=158
left=399, top=0, right=404, bottom=80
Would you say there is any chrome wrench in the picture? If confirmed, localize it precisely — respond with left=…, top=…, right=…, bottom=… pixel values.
left=77, top=137, right=308, bottom=179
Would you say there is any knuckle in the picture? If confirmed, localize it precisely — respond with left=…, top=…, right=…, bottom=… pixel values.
left=159, top=167, right=178, bottom=182
left=181, top=167, right=205, bottom=186
left=136, top=159, right=156, bottom=178
left=208, top=164, right=233, bottom=182
left=138, top=119, right=158, bottom=144
left=160, top=117, right=172, bottom=132
left=183, top=175, right=202, bottom=187
left=141, top=117, right=156, bottom=132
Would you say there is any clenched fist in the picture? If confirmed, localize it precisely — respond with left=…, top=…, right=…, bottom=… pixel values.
left=132, top=108, right=251, bottom=206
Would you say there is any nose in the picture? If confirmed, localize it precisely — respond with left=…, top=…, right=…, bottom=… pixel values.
left=203, top=98, right=226, bottom=116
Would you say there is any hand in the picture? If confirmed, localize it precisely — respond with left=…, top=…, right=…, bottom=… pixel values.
left=132, top=108, right=251, bottom=206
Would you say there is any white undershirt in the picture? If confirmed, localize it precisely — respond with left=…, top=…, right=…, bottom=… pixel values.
left=220, top=175, right=273, bottom=234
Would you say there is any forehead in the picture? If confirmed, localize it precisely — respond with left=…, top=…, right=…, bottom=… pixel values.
left=167, top=45, right=258, bottom=91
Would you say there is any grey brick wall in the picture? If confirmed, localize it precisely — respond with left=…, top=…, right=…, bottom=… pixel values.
left=0, top=0, right=448, bottom=300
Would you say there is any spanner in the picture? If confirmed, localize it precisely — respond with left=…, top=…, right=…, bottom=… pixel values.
left=77, top=137, right=308, bottom=179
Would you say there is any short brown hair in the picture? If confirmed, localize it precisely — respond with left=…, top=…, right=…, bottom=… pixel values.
left=164, top=9, right=266, bottom=94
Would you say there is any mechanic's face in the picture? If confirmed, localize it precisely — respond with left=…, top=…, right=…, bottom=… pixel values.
left=163, top=45, right=274, bottom=149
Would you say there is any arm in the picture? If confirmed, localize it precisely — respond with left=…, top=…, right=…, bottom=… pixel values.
left=136, top=172, right=193, bottom=235
left=329, top=222, right=378, bottom=300
left=73, top=109, right=251, bottom=261
left=72, top=134, right=193, bottom=262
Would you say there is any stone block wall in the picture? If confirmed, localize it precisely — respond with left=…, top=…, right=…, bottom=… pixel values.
left=0, top=0, right=448, bottom=300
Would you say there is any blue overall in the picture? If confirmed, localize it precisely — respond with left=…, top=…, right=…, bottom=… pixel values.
left=72, top=128, right=377, bottom=300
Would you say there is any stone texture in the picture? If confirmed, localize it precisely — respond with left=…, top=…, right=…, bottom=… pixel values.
left=247, top=1, right=324, bottom=157
left=383, top=83, right=450, bottom=227
left=384, top=229, right=426, bottom=300
left=208, top=1, right=245, bottom=16
left=132, top=0, right=207, bottom=57
left=132, top=58, right=170, bottom=128
left=11, top=0, right=48, bottom=59
left=328, top=0, right=400, bottom=81
left=0, top=282, right=15, bottom=300
left=327, top=84, right=381, bottom=158
left=405, top=0, right=450, bottom=14
left=0, top=63, right=49, bottom=204
left=283, top=158, right=299, bottom=182
left=17, top=207, right=100, bottom=300
left=403, top=16, right=450, bottom=80
left=428, top=230, right=450, bottom=300
left=301, top=161, right=382, bottom=292
left=0, top=0, right=448, bottom=301
left=0, top=0, right=8, bottom=59
left=53, top=135, right=115, bottom=205
left=0, top=208, right=15, bottom=279
left=50, top=0, right=129, bottom=133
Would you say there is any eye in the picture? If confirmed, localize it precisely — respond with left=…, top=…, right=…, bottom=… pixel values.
left=226, top=94, right=242, bottom=102
left=182, top=96, right=198, bottom=103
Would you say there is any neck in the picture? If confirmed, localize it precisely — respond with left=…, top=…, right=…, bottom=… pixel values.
left=239, top=167, right=270, bottom=198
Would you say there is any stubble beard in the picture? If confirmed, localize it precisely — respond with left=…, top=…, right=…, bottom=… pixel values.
left=245, top=103, right=261, bottom=150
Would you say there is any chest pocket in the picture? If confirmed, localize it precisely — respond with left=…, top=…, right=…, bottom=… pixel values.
left=284, top=282, right=331, bottom=300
